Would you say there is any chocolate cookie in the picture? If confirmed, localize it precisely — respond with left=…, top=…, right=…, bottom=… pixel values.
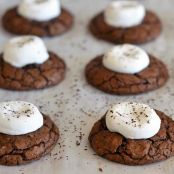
left=0, top=52, right=66, bottom=90
left=2, top=7, right=73, bottom=37
left=89, top=11, right=162, bottom=44
left=89, top=110, right=174, bottom=165
left=0, top=115, right=59, bottom=166
left=85, top=55, right=168, bottom=95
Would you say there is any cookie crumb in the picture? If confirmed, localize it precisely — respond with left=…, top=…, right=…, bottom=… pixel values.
left=76, top=141, right=80, bottom=146
left=99, top=168, right=103, bottom=172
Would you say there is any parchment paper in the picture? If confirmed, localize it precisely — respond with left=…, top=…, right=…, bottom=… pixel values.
left=0, top=0, right=174, bottom=174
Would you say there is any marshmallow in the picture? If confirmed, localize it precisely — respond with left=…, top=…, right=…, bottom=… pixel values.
left=3, top=36, right=49, bottom=68
left=104, top=1, right=145, bottom=28
left=0, top=101, right=43, bottom=135
left=106, top=102, right=161, bottom=139
left=103, top=44, right=150, bottom=74
left=18, top=0, right=61, bottom=22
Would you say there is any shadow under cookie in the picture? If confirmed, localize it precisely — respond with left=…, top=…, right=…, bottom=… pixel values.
left=89, top=110, right=174, bottom=165
left=85, top=55, right=168, bottom=95
left=2, top=7, right=73, bottom=37
left=89, top=11, right=162, bottom=44
left=0, top=116, right=59, bottom=166
left=0, top=52, right=66, bottom=91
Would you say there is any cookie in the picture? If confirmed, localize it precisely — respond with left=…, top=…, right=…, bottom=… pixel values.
left=89, top=11, right=162, bottom=44
left=0, top=115, right=59, bottom=166
left=2, top=7, right=73, bottom=37
left=89, top=110, right=174, bottom=165
left=85, top=55, right=168, bottom=95
left=0, top=52, right=66, bottom=90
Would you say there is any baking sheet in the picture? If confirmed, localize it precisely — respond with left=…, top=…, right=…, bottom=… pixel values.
left=0, top=0, right=174, bottom=174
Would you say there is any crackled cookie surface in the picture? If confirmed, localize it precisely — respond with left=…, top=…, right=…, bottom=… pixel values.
left=89, top=11, right=162, bottom=44
left=89, top=110, right=174, bottom=165
left=0, top=52, right=66, bottom=90
left=85, top=55, right=168, bottom=95
left=2, top=8, right=73, bottom=37
left=0, top=116, right=59, bottom=166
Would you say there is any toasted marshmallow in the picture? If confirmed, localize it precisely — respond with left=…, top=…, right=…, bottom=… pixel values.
left=106, top=102, right=161, bottom=139
left=0, top=101, right=43, bottom=135
left=104, top=1, right=145, bottom=28
left=3, top=36, right=49, bottom=68
left=103, top=44, right=149, bottom=74
left=18, top=0, right=61, bottom=22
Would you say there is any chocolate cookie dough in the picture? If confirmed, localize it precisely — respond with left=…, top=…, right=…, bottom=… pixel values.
left=85, top=55, right=168, bottom=95
left=0, top=116, right=59, bottom=166
left=0, top=52, right=66, bottom=90
left=89, top=11, right=162, bottom=44
left=89, top=110, right=174, bottom=165
left=2, top=7, right=73, bottom=37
